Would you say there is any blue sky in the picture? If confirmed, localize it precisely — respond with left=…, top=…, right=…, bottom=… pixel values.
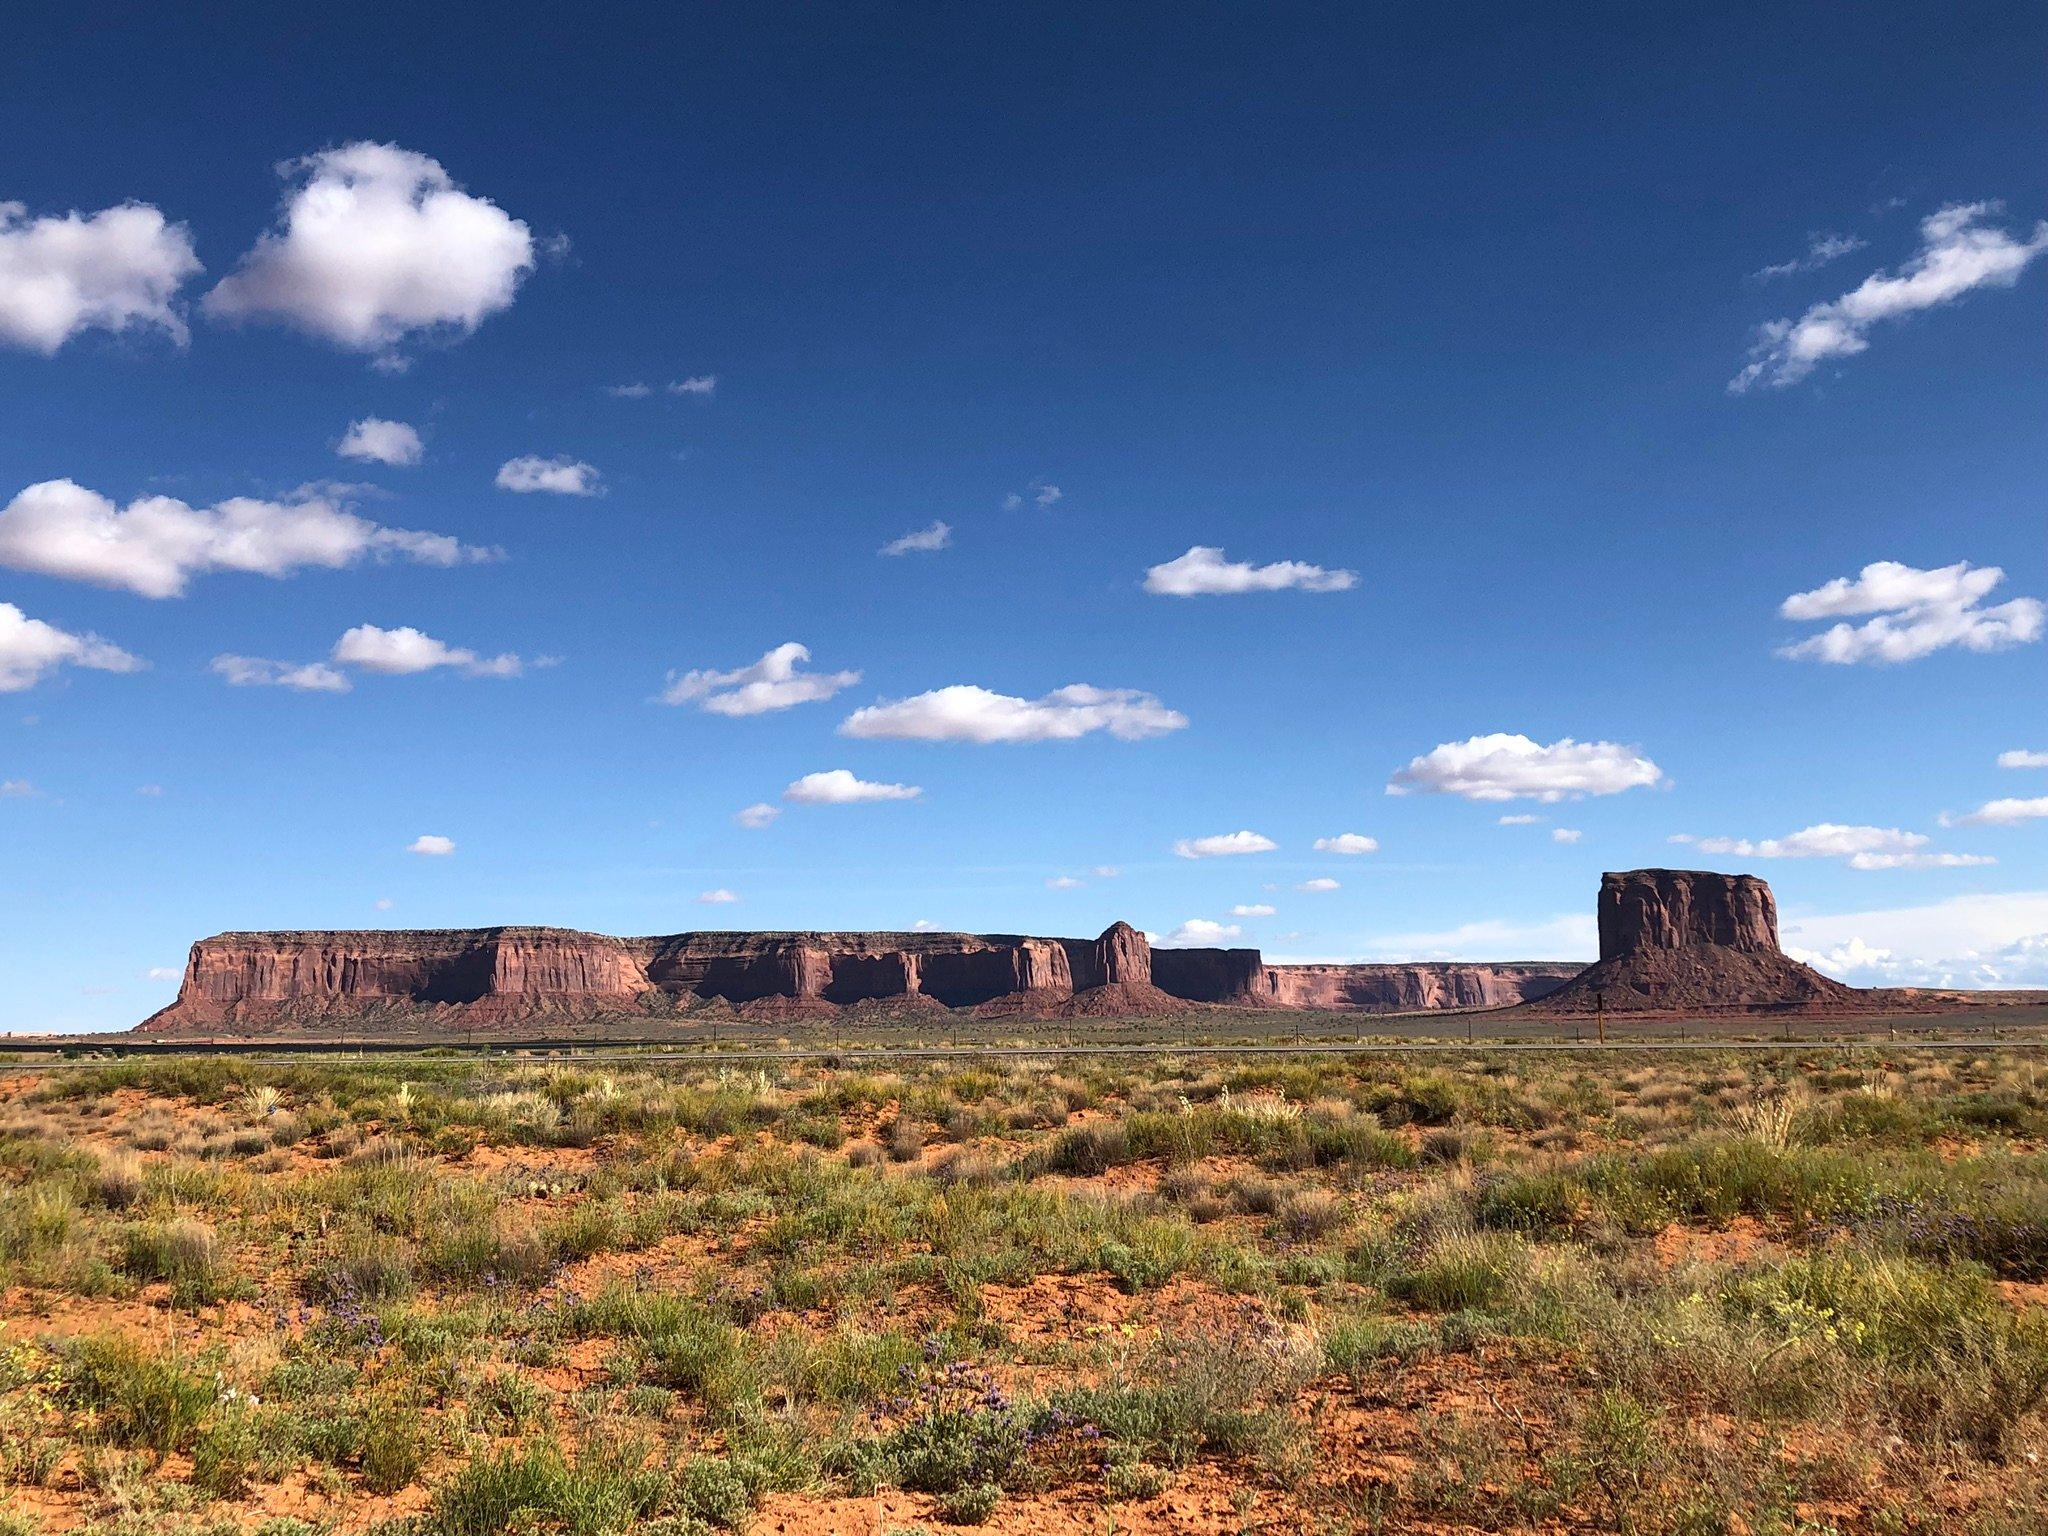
left=3, top=2, right=2045, bottom=1031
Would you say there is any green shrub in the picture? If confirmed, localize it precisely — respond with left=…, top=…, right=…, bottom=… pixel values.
left=61, top=1333, right=215, bottom=1452
left=1385, top=1231, right=1527, bottom=1313
left=361, top=1402, right=429, bottom=1493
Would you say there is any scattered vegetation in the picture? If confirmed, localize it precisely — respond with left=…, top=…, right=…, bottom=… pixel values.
left=0, top=1047, right=2044, bottom=1530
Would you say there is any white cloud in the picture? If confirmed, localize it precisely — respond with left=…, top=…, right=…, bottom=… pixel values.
left=669, top=376, right=717, bottom=396
left=1313, top=833, right=1379, bottom=855
left=1778, top=560, right=2042, bottom=666
left=1732, top=202, right=2048, bottom=391
left=1687, top=821, right=1993, bottom=870
left=1142, top=545, right=1357, bottom=596
left=335, top=417, right=423, bottom=467
left=407, top=834, right=455, bottom=856
left=144, top=966, right=182, bottom=982
left=0, top=199, right=201, bottom=354
left=1002, top=492, right=1023, bottom=511
left=697, top=888, right=741, bottom=904
left=1551, top=828, right=1583, bottom=844
left=662, top=642, right=859, bottom=715
left=607, top=382, right=652, bottom=399
left=911, top=919, right=940, bottom=932
left=1363, top=912, right=1599, bottom=963
left=1942, top=797, right=2048, bottom=829
left=1093, top=866, right=1121, bottom=878
left=1999, top=750, right=2048, bottom=769
left=1783, top=891, right=2048, bottom=987
left=784, top=769, right=921, bottom=804
left=1033, top=483, right=1061, bottom=508
left=374, top=898, right=393, bottom=911
left=1388, top=733, right=1664, bottom=803
left=734, top=802, right=781, bottom=829
left=1046, top=875, right=1085, bottom=890
left=495, top=455, right=603, bottom=496
left=842, top=683, right=1186, bottom=744
left=1, top=779, right=35, bottom=798
left=0, top=603, right=143, bottom=692
left=1498, top=814, right=1543, bottom=826
left=204, top=142, right=535, bottom=359
left=0, top=478, right=492, bottom=598
left=331, top=623, right=521, bottom=678
left=1159, top=919, right=1243, bottom=947
left=211, top=654, right=351, bottom=693
left=1231, top=903, right=1276, bottom=917
left=1173, top=830, right=1277, bottom=859
left=880, top=520, right=952, bottom=556
left=1753, top=232, right=1866, bottom=281
left=1297, top=877, right=1341, bottom=892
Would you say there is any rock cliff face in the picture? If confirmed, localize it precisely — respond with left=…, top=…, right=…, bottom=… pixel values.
left=142, top=918, right=1589, bottom=1032
left=1599, top=869, right=1778, bottom=959
left=142, top=870, right=1857, bottom=1033
left=1538, top=869, right=1854, bottom=1013
left=1260, top=963, right=1580, bottom=1011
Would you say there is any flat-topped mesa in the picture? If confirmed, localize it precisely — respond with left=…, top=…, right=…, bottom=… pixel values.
left=141, top=916, right=1599, bottom=1032
left=1599, top=869, right=1778, bottom=959
left=1261, top=962, right=1581, bottom=1012
left=1536, top=868, right=1854, bottom=1014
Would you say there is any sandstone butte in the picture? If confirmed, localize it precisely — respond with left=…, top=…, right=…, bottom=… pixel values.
left=139, top=869, right=1942, bottom=1035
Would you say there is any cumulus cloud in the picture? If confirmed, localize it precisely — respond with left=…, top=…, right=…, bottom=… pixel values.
left=1231, top=903, right=1276, bottom=917
left=841, top=684, right=1186, bottom=744
left=0, top=478, right=493, bottom=598
left=1297, top=877, right=1341, bottom=892
left=1387, top=733, right=1664, bottom=802
left=0, top=603, right=143, bottom=692
left=1684, top=822, right=1991, bottom=870
left=669, top=376, right=717, bottom=396
left=407, top=834, right=455, bottom=856
left=495, top=455, right=603, bottom=496
left=1551, top=828, right=1583, bottom=844
left=1999, top=750, right=2048, bottom=769
left=204, top=142, right=535, bottom=359
left=733, top=802, right=781, bottom=829
left=1777, top=560, right=2043, bottom=665
left=697, top=888, right=740, bottom=904
left=1942, top=797, right=2048, bottom=829
left=0, top=200, right=201, bottom=354
left=880, top=520, right=952, bottom=556
left=1498, top=814, right=1543, bottom=826
left=331, top=623, right=521, bottom=678
left=662, top=642, right=859, bottom=715
left=1732, top=202, right=2048, bottom=391
left=1142, top=545, right=1357, bottom=596
left=783, top=769, right=921, bottom=805
left=211, top=654, right=351, bottom=693
left=1783, top=891, right=2048, bottom=987
left=1313, top=833, right=1379, bottom=855
left=1046, top=875, right=1084, bottom=890
left=607, top=382, right=652, bottom=399
left=335, top=417, right=423, bottom=467
left=1173, top=830, right=1277, bottom=859
left=1752, top=232, right=1865, bottom=281
left=1158, top=919, right=1243, bottom=947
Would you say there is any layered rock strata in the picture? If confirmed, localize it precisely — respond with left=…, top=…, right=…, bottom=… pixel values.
left=144, top=918, right=1569, bottom=1030
left=1536, top=869, right=1854, bottom=1013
